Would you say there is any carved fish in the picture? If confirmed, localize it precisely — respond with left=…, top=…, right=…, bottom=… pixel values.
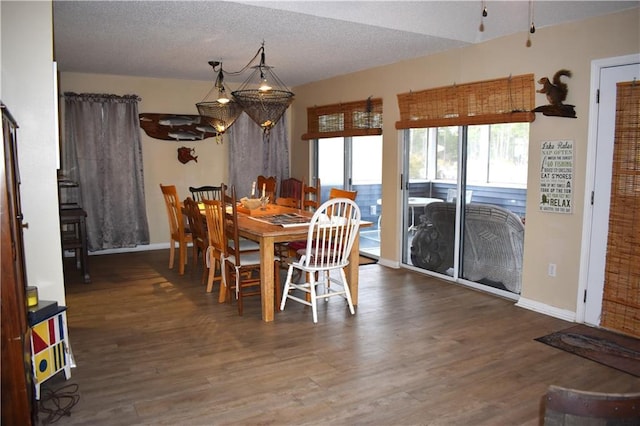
left=195, top=125, right=219, bottom=134
left=168, top=131, right=201, bottom=141
left=159, top=116, right=200, bottom=127
left=177, top=147, right=198, bottom=164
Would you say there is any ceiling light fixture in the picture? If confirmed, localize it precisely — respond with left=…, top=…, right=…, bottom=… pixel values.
left=196, top=42, right=294, bottom=142
left=196, top=61, right=243, bottom=143
left=231, top=42, right=295, bottom=138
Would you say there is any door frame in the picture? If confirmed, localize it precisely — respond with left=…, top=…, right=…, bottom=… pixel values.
left=577, top=53, right=640, bottom=325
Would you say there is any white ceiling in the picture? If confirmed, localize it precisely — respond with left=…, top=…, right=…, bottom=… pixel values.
left=52, top=1, right=639, bottom=88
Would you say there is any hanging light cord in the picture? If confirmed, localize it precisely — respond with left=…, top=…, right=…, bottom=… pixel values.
left=216, top=42, right=267, bottom=77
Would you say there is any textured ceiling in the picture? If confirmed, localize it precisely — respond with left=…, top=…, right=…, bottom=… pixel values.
left=52, top=1, right=638, bottom=88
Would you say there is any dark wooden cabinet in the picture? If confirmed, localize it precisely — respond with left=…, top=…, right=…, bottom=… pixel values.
left=1, top=102, right=34, bottom=425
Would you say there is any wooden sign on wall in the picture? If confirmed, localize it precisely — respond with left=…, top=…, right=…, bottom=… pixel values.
left=539, top=140, right=574, bottom=214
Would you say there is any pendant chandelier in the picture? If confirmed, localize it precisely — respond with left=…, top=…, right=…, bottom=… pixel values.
left=196, top=42, right=294, bottom=139
left=196, top=61, right=243, bottom=142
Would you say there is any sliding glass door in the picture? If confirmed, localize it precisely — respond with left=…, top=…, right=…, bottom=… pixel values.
left=316, top=135, right=382, bottom=257
left=402, top=123, right=528, bottom=296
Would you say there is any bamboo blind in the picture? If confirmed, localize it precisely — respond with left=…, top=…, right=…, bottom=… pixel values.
left=302, top=98, right=383, bottom=140
left=395, top=74, right=536, bottom=129
left=601, top=81, right=640, bottom=338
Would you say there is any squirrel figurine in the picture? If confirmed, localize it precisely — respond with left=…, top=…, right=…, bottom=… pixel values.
left=537, top=69, right=571, bottom=106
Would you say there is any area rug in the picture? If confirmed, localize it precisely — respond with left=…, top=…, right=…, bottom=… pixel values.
left=536, top=324, right=640, bottom=377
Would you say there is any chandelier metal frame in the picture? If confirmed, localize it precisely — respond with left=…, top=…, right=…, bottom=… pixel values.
left=196, top=42, right=294, bottom=139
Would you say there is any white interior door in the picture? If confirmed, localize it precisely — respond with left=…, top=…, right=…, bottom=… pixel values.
left=584, top=59, right=639, bottom=326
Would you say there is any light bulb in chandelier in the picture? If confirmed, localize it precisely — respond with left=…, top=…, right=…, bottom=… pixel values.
left=216, top=88, right=230, bottom=104
left=482, top=6, right=487, bottom=17
left=259, top=77, right=272, bottom=92
left=530, top=22, right=536, bottom=34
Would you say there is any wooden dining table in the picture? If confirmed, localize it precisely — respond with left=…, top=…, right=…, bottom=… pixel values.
left=233, top=205, right=370, bottom=322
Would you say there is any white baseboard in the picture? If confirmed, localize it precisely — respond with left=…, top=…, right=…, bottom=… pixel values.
left=516, top=297, right=576, bottom=322
left=377, top=258, right=399, bottom=268
left=89, top=243, right=169, bottom=256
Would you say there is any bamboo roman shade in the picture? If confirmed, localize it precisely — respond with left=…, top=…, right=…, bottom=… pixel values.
left=395, top=74, right=536, bottom=129
left=301, top=98, right=382, bottom=140
left=601, top=81, right=640, bottom=338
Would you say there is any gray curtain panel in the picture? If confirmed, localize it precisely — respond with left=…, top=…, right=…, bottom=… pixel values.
left=228, top=113, right=290, bottom=198
left=63, top=92, right=150, bottom=251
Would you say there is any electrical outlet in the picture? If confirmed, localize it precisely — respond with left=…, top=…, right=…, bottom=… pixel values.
left=548, top=263, right=557, bottom=277
left=370, top=205, right=376, bottom=215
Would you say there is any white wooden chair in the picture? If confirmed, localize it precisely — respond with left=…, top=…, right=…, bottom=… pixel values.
left=280, top=198, right=361, bottom=323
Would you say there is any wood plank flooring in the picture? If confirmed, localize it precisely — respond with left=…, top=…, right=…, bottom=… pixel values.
left=42, top=250, right=640, bottom=425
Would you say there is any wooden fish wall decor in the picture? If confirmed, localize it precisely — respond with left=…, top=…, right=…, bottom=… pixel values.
left=533, top=69, right=577, bottom=118
left=139, top=113, right=219, bottom=141
left=177, top=147, right=198, bottom=164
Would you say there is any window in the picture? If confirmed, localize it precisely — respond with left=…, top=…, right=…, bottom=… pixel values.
left=409, top=123, right=529, bottom=186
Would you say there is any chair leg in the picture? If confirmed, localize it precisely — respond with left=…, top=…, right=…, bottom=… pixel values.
left=274, top=260, right=281, bottom=311
left=219, top=261, right=231, bottom=303
left=280, top=265, right=295, bottom=311
left=310, top=272, right=318, bottom=323
left=237, top=275, right=244, bottom=316
left=339, top=268, right=355, bottom=315
left=206, top=258, right=219, bottom=293
left=178, top=241, right=187, bottom=275
left=168, top=239, right=176, bottom=269
left=192, top=245, right=199, bottom=276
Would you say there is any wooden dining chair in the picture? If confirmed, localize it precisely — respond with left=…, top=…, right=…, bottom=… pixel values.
left=221, top=185, right=281, bottom=315
left=189, top=185, right=222, bottom=201
left=276, top=196, right=300, bottom=209
left=183, top=197, right=209, bottom=284
left=201, top=198, right=225, bottom=296
left=256, top=175, right=277, bottom=202
left=329, top=187, right=357, bottom=201
left=282, top=178, right=322, bottom=261
left=280, top=198, right=361, bottom=323
left=301, top=178, right=321, bottom=212
left=159, top=184, right=193, bottom=275
left=280, top=177, right=303, bottom=200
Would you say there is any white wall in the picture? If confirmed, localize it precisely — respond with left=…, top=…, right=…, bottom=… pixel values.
left=1, top=1, right=66, bottom=304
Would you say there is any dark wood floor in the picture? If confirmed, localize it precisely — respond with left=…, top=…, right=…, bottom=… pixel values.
left=42, top=249, right=639, bottom=425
